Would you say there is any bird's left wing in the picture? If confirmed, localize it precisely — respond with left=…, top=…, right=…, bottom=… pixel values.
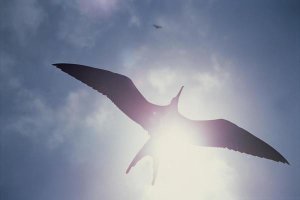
left=53, top=63, right=165, bottom=130
left=188, top=118, right=289, bottom=164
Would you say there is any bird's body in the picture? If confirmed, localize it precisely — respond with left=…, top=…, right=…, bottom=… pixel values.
left=153, top=24, right=162, bottom=29
left=54, top=63, right=289, bottom=184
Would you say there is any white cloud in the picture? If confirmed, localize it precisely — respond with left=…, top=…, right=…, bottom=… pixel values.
left=54, top=0, right=129, bottom=48
left=148, top=68, right=177, bottom=94
left=52, top=0, right=121, bottom=18
left=0, top=53, right=19, bottom=89
left=129, top=14, right=141, bottom=27
left=126, top=4, right=141, bottom=28
left=193, top=55, right=230, bottom=91
left=1, top=69, right=114, bottom=149
left=77, top=0, right=120, bottom=18
left=120, top=44, right=232, bottom=107
left=57, top=15, right=103, bottom=48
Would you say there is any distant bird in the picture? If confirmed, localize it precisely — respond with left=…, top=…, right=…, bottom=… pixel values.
left=53, top=63, right=289, bottom=184
left=153, top=24, right=162, bottom=29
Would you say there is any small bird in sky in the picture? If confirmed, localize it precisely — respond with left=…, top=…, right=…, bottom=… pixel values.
left=153, top=24, right=162, bottom=29
left=53, top=63, right=289, bottom=185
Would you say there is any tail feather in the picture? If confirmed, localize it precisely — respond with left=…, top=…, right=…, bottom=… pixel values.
left=126, top=138, right=160, bottom=185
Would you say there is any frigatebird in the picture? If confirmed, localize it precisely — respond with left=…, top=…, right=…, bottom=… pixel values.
left=53, top=63, right=289, bottom=184
left=153, top=24, right=162, bottom=29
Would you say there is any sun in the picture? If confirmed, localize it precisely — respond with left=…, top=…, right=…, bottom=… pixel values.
left=142, top=119, right=237, bottom=200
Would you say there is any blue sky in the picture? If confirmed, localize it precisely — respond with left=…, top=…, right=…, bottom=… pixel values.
left=1, top=0, right=299, bottom=199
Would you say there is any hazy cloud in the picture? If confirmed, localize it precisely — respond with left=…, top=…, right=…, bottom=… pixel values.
left=57, top=16, right=102, bottom=48
left=0, top=0, right=45, bottom=43
left=1, top=0, right=298, bottom=199
left=0, top=58, right=112, bottom=149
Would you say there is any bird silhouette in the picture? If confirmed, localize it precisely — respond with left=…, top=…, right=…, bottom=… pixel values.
left=53, top=63, right=289, bottom=184
left=153, top=24, right=162, bottom=29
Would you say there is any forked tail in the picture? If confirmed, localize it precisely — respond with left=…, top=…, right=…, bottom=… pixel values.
left=126, top=138, right=159, bottom=185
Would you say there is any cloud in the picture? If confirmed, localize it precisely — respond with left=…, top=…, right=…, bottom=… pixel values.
left=1, top=1, right=297, bottom=199
left=0, top=59, right=114, bottom=149
left=0, top=0, right=45, bottom=43
left=57, top=16, right=102, bottom=48
left=54, top=0, right=132, bottom=48
left=0, top=52, right=18, bottom=89
left=192, top=54, right=230, bottom=91
left=77, top=0, right=120, bottom=18
left=148, top=67, right=177, bottom=94
left=119, top=43, right=232, bottom=108
left=129, top=14, right=141, bottom=27
left=51, top=0, right=121, bottom=18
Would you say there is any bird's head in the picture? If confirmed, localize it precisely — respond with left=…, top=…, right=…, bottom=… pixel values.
left=170, top=86, right=184, bottom=111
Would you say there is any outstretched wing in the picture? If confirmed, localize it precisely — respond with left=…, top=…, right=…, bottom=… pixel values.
left=53, top=63, right=165, bottom=130
left=190, top=119, right=289, bottom=164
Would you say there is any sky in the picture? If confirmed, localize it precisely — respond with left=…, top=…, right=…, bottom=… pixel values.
left=0, top=0, right=299, bottom=199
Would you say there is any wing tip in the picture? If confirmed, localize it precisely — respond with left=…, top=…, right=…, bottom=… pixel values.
left=274, top=150, right=290, bottom=165
left=281, top=157, right=290, bottom=165
left=271, top=153, right=289, bottom=165
left=52, top=63, right=69, bottom=69
left=52, top=63, right=79, bottom=73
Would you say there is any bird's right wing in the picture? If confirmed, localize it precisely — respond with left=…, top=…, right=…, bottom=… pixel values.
left=190, top=119, right=289, bottom=164
left=54, top=63, right=165, bottom=130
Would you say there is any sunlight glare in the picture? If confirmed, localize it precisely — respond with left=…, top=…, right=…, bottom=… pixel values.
left=143, top=117, right=236, bottom=200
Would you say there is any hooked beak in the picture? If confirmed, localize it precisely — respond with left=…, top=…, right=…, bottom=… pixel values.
left=176, top=86, right=184, bottom=99
left=172, top=86, right=184, bottom=106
